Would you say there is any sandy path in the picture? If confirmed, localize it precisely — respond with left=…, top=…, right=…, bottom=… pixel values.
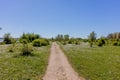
left=43, top=42, right=85, bottom=80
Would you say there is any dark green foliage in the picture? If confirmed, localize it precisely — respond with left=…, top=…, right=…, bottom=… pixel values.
left=74, top=40, right=80, bottom=45
left=107, top=32, right=120, bottom=39
left=112, top=41, right=120, bottom=46
left=97, top=38, right=106, bottom=47
left=97, top=41, right=103, bottom=47
left=32, top=39, right=41, bottom=47
left=88, top=31, right=96, bottom=47
left=113, top=42, right=118, bottom=46
left=55, top=34, right=64, bottom=41
left=21, top=44, right=33, bottom=56
left=3, top=33, right=13, bottom=44
left=82, top=39, right=88, bottom=42
left=32, top=39, right=49, bottom=47
left=55, top=34, right=70, bottom=42
left=68, top=39, right=74, bottom=44
left=40, top=39, right=49, bottom=46
left=51, top=37, right=55, bottom=42
left=109, top=39, right=120, bottom=46
left=21, top=39, right=33, bottom=56
left=21, top=39, right=28, bottom=44
left=55, top=34, right=81, bottom=45
left=61, top=41, right=67, bottom=45
left=67, top=38, right=75, bottom=44
left=63, top=37, right=81, bottom=45
left=64, top=34, right=69, bottom=41
left=88, top=31, right=96, bottom=42
left=20, top=33, right=40, bottom=43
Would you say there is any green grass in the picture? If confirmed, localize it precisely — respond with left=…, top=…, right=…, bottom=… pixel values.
left=60, top=43, right=120, bottom=80
left=0, top=44, right=50, bottom=80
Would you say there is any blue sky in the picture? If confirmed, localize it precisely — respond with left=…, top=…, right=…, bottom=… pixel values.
left=0, top=0, right=120, bottom=38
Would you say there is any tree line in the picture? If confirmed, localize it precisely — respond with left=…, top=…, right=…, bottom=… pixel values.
left=0, top=27, right=120, bottom=47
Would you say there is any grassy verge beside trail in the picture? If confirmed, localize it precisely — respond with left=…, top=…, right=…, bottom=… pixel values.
left=0, top=44, right=50, bottom=80
left=60, top=43, right=120, bottom=80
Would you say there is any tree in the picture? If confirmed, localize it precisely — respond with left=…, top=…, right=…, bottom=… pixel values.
left=55, top=34, right=64, bottom=41
left=88, top=31, right=96, bottom=47
left=3, top=33, right=12, bottom=44
left=107, top=33, right=113, bottom=39
left=97, top=37, right=106, bottom=47
left=64, top=34, right=69, bottom=41
left=107, top=32, right=120, bottom=39
left=20, top=33, right=40, bottom=42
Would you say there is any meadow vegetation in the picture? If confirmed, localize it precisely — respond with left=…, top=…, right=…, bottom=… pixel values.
left=55, top=32, right=120, bottom=80
left=0, top=31, right=120, bottom=80
left=59, top=42, right=120, bottom=80
left=0, top=32, right=50, bottom=80
left=0, top=43, right=50, bottom=80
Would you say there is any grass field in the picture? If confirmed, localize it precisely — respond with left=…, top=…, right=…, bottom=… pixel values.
left=0, top=44, right=50, bottom=80
left=60, top=43, right=120, bottom=80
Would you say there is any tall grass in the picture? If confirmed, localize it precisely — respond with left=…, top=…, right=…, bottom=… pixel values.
left=60, top=43, right=120, bottom=80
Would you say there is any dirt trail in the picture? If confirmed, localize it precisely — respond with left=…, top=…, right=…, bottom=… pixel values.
left=43, top=42, right=85, bottom=80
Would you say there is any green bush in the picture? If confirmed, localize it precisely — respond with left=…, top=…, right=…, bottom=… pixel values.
left=19, top=33, right=40, bottom=42
left=20, top=39, right=28, bottom=44
left=8, top=46, right=14, bottom=52
left=68, top=40, right=73, bottom=44
left=97, top=39, right=106, bottom=47
left=118, top=42, right=120, bottom=46
left=3, top=33, right=15, bottom=44
left=32, top=39, right=49, bottom=47
left=32, top=39, right=41, bottom=47
left=112, top=41, right=120, bottom=46
left=21, top=39, right=33, bottom=56
left=21, top=44, right=33, bottom=56
left=40, top=39, right=49, bottom=46
left=97, top=41, right=104, bottom=47
left=7, top=40, right=16, bottom=52
left=61, top=41, right=67, bottom=45
left=74, top=40, right=80, bottom=45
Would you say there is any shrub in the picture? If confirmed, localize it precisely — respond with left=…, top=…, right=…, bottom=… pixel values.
left=61, top=41, right=67, bottom=45
left=97, top=39, right=106, bottom=47
left=74, top=40, right=80, bottom=45
left=40, top=39, right=49, bottom=46
left=8, top=46, right=14, bottom=52
left=21, top=39, right=28, bottom=44
left=118, top=42, right=120, bottom=46
left=32, top=39, right=49, bottom=47
left=7, top=40, right=16, bottom=52
left=21, top=44, right=33, bottom=56
left=32, top=39, right=41, bottom=47
left=3, top=33, right=12, bottom=44
left=68, top=40, right=73, bottom=44
left=21, top=39, right=33, bottom=56
left=112, top=41, right=118, bottom=46
left=20, top=33, right=40, bottom=42
left=97, top=41, right=103, bottom=47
